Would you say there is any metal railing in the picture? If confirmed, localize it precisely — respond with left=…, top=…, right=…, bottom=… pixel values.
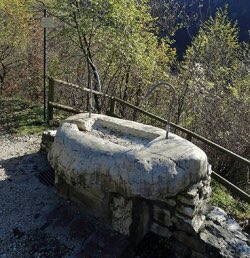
left=47, top=77, right=250, bottom=203
left=145, top=81, right=176, bottom=139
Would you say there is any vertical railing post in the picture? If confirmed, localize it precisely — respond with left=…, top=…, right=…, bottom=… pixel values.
left=43, top=9, right=47, bottom=121
left=47, top=77, right=54, bottom=123
left=109, top=97, right=116, bottom=116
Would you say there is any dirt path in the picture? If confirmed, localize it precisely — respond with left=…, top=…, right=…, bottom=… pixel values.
left=0, top=135, right=132, bottom=258
left=0, top=135, right=70, bottom=257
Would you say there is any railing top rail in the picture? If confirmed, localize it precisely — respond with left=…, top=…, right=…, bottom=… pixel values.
left=212, top=171, right=250, bottom=203
left=48, top=77, right=110, bottom=98
left=48, top=77, right=250, bottom=167
left=112, top=97, right=250, bottom=166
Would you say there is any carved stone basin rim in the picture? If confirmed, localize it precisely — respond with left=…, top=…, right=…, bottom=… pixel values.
left=48, top=113, right=208, bottom=200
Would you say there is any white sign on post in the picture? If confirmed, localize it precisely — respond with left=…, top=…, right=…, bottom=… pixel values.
left=41, top=17, right=55, bottom=28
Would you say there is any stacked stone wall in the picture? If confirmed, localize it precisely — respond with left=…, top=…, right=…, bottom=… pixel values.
left=42, top=130, right=250, bottom=257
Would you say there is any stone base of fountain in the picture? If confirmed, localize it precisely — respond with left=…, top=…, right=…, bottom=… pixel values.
left=44, top=113, right=250, bottom=257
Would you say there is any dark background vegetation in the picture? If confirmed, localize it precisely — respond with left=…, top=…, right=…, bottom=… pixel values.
left=172, top=0, right=250, bottom=57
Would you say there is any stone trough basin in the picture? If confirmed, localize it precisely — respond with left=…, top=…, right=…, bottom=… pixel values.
left=46, top=113, right=250, bottom=256
left=48, top=113, right=209, bottom=242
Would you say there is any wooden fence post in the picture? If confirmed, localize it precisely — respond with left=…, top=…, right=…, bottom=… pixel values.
left=47, top=77, right=54, bottom=123
left=109, top=97, right=116, bottom=116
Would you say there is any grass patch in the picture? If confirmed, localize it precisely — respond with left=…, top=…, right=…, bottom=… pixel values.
left=0, top=96, right=49, bottom=135
left=210, top=179, right=250, bottom=221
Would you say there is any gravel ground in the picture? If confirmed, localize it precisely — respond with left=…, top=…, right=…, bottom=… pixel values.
left=0, top=133, right=180, bottom=258
left=0, top=134, right=68, bottom=257
left=0, top=134, right=132, bottom=258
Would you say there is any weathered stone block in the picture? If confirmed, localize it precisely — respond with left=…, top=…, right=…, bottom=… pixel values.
left=44, top=113, right=250, bottom=257
left=153, top=205, right=172, bottom=227
left=49, top=113, right=208, bottom=201
left=162, top=198, right=177, bottom=207
left=199, top=206, right=250, bottom=258
left=171, top=215, right=196, bottom=235
left=40, top=130, right=56, bottom=152
left=187, top=182, right=204, bottom=193
left=174, top=231, right=206, bottom=253
left=185, top=188, right=199, bottom=198
left=202, top=185, right=212, bottom=199
left=176, top=205, right=195, bottom=218
left=150, top=222, right=172, bottom=238
left=177, top=194, right=200, bottom=206
left=111, top=196, right=133, bottom=236
left=47, top=113, right=215, bottom=250
left=174, top=212, right=205, bottom=234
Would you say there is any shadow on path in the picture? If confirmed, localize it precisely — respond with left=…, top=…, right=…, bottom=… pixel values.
left=0, top=151, right=133, bottom=258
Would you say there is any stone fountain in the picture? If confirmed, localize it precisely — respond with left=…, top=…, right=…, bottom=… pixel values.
left=46, top=113, right=250, bottom=257
left=48, top=114, right=209, bottom=238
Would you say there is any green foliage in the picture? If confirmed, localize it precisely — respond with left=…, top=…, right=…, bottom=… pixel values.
left=0, top=97, right=48, bottom=135
left=210, top=180, right=250, bottom=221
left=150, top=0, right=195, bottom=38
left=0, top=0, right=32, bottom=48
left=0, top=0, right=35, bottom=94
left=46, top=0, right=175, bottom=107
left=175, top=7, right=248, bottom=136
left=170, top=7, right=250, bottom=194
left=184, top=7, right=242, bottom=88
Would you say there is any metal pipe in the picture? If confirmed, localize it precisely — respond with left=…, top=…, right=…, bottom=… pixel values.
left=88, top=61, right=101, bottom=117
left=89, top=75, right=93, bottom=117
left=43, top=9, right=47, bottom=121
left=145, top=81, right=176, bottom=139
left=48, top=77, right=250, bottom=166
